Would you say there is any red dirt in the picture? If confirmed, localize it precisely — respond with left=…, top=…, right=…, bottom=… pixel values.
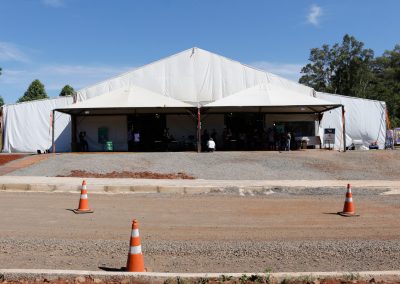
left=57, top=170, right=195, bottom=179
left=0, top=154, right=27, bottom=166
left=0, top=278, right=392, bottom=284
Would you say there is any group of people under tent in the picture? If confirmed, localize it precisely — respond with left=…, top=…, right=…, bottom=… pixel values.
left=201, top=125, right=294, bottom=152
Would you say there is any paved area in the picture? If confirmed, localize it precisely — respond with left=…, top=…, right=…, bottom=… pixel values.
left=6, top=151, right=400, bottom=180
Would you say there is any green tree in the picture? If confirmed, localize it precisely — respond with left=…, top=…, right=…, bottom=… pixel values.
left=59, top=84, right=76, bottom=97
left=298, top=44, right=334, bottom=93
left=17, top=79, right=49, bottom=103
left=300, top=35, right=400, bottom=127
left=369, top=45, right=400, bottom=127
left=299, top=34, right=374, bottom=98
left=0, top=67, right=3, bottom=107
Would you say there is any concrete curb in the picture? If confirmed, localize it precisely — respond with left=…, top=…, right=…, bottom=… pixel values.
left=0, top=176, right=399, bottom=195
left=0, top=183, right=391, bottom=195
left=1, top=269, right=400, bottom=282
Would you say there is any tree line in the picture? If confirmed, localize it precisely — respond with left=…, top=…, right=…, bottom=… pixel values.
left=0, top=74, right=75, bottom=107
left=299, top=34, right=400, bottom=128
left=15, top=80, right=75, bottom=103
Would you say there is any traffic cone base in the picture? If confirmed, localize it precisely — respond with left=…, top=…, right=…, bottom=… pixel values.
left=72, top=180, right=93, bottom=214
left=72, top=208, right=94, bottom=214
left=337, top=211, right=360, bottom=217
left=127, top=253, right=145, bottom=272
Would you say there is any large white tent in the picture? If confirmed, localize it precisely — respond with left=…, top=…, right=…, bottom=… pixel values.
left=1, top=47, right=387, bottom=152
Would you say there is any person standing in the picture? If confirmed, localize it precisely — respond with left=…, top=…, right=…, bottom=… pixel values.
left=79, top=131, right=88, bottom=152
left=286, top=131, right=291, bottom=151
left=387, top=129, right=394, bottom=150
left=207, top=137, right=216, bottom=152
left=133, top=130, right=141, bottom=151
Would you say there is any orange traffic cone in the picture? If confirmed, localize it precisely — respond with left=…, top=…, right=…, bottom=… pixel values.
left=338, top=184, right=359, bottom=217
left=73, top=180, right=93, bottom=214
left=126, top=219, right=145, bottom=272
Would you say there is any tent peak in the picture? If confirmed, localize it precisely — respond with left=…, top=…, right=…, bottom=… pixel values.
left=76, top=47, right=315, bottom=104
left=76, top=47, right=310, bottom=95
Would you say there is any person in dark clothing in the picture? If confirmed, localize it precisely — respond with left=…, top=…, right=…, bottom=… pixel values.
left=79, top=131, right=88, bottom=152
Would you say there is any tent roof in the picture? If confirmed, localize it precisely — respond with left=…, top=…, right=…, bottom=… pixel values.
left=59, top=48, right=340, bottom=115
left=56, top=85, right=194, bottom=115
left=204, top=84, right=341, bottom=113
left=76, top=47, right=315, bottom=104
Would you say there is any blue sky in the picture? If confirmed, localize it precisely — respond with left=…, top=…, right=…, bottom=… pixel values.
left=0, top=0, right=399, bottom=103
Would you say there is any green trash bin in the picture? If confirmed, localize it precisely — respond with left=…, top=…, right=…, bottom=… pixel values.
left=104, top=141, right=113, bottom=152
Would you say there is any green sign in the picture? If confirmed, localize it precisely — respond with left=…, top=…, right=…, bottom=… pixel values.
left=104, top=141, right=113, bottom=151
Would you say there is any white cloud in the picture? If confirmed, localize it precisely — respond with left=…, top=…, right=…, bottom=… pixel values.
left=42, top=0, right=64, bottom=7
left=250, top=61, right=304, bottom=82
left=0, top=64, right=131, bottom=93
left=0, top=42, right=30, bottom=63
left=307, top=4, right=322, bottom=26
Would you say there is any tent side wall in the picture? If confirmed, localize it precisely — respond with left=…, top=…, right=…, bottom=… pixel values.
left=3, top=97, right=73, bottom=153
left=317, top=92, right=386, bottom=150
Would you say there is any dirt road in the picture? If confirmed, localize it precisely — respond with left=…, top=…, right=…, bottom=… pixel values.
left=1, top=191, right=400, bottom=272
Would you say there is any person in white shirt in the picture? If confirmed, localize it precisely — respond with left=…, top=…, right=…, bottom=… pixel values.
left=207, top=137, right=216, bottom=152
left=133, top=130, right=140, bottom=151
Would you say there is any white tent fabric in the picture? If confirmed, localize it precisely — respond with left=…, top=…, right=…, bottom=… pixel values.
left=59, top=85, right=192, bottom=112
left=76, top=47, right=314, bottom=104
left=205, top=83, right=339, bottom=110
left=316, top=92, right=386, bottom=150
left=2, top=96, right=73, bottom=153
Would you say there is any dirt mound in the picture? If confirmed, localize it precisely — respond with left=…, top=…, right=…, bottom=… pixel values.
left=0, top=154, right=27, bottom=166
left=57, top=170, right=195, bottom=179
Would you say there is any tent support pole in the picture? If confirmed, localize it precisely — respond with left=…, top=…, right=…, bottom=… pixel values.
left=342, top=105, right=346, bottom=152
left=71, top=114, right=77, bottom=152
left=52, top=110, right=55, bottom=153
left=197, top=106, right=201, bottom=153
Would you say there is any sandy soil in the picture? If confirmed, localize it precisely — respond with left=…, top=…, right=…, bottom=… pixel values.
left=1, top=191, right=400, bottom=272
left=57, top=170, right=195, bottom=179
left=0, top=154, right=27, bottom=166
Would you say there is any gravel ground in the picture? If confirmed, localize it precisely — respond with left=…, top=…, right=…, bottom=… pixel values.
left=1, top=192, right=400, bottom=272
left=1, top=238, right=400, bottom=273
left=7, top=150, right=400, bottom=180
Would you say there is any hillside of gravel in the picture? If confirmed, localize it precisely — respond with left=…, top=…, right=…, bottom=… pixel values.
left=6, top=150, right=400, bottom=180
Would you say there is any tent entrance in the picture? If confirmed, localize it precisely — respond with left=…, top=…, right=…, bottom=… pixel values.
left=127, top=114, right=166, bottom=152
left=220, top=113, right=265, bottom=150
